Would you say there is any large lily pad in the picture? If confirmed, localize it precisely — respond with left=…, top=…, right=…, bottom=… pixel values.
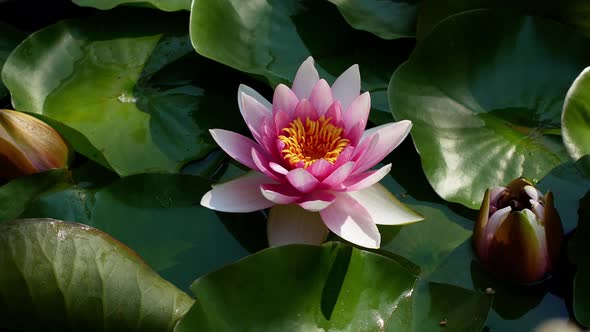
left=189, top=0, right=413, bottom=124
left=390, top=9, right=590, bottom=209
left=72, top=0, right=191, bottom=11
left=20, top=171, right=267, bottom=291
left=175, top=242, right=418, bottom=331
left=2, top=9, right=245, bottom=176
left=327, top=0, right=418, bottom=39
left=0, top=218, right=194, bottom=331
left=562, top=67, right=590, bottom=160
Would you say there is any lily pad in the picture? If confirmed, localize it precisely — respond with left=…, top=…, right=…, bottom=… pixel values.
left=390, top=9, right=590, bottom=209
left=72, top=0, right=191, bottom=11
left=0, top=218, right=194, bottom=331
left=0, top=169, right=72, bottom=222
left=175, top=242, right=418, bottom=331
left=428, top=241, right=570, bottom=330
left=189, top=0, right=413, bottom=124
left=2, top=9, right=245, bottom=176
left=0, top=21, right=25, bottom=98
left=327, top=0, right=418, bottom=39
left=20, top=172, right=267, bottom=291
left=562, top=67, right=590, bottom=160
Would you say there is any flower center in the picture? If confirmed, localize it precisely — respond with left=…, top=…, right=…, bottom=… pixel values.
left=278, top=116, right=349, bottom=168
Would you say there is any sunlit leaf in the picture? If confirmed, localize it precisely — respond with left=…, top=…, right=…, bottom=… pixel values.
left=390, top=9, right=589, bottom=209
left=176, top=242, right=418, bottom=331
left=2, top=9, right=246, bottom=176
left=0, top=218, right=194, bottom=331
left=189, top=0, right=413, bottom=124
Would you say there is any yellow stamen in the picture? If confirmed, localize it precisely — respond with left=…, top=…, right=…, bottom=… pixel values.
left=278, top=116, right=349, bottom=168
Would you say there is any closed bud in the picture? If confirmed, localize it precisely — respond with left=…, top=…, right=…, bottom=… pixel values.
left=473, top=178, right=563, bottom=284
left=0, top=109, right=68, bottom=182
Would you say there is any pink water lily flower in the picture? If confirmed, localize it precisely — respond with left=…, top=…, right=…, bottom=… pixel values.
left=201, top=57, right=423, bottom=248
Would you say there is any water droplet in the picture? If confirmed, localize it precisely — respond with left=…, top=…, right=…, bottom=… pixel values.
left=117, top=92, right=137, bottom=103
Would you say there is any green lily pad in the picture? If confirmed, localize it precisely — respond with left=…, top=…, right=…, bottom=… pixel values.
left=2, top=9, right=245, bottom=176
left=428, top=241, right=570, bottom=330
left=390, top=9, right=589, bottom=209
left=397, top=281, right=491, bottom=331
left=327, top=0, right=418, bottom=39
left=0, top=169, right=72, bottom=222
left=0, top=218, right=194, bottom=331
left=189, top=0, right=413, bottom=124
left=536, top=155, right=590, bottom=233
left=20, top=172, right=267, bottom=291
left=72, top=0, right=191, bottom=11
left=377, top=169, right=473, bottom=275
left=562, top=67, right=590, bottom=160
left=175, top=242, right=418, bottom=331
left=0, top=22, right=25, bottom=99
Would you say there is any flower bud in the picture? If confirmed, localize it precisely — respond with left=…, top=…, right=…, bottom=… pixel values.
left=0, top=109, right=68, bottom=182
left=473, top=178, right=563, bottom=284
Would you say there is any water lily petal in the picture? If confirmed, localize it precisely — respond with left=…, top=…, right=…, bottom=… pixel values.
left=286, top=168, right=320, bottom=193
left=261, top=184, right=301, bottom=204
left=273, top=109, right=291, bottom=135
left=307, top=158, right=333, bottom=181
left=332, top=64, right=360, bottom=111
left=322, top=161, right=355, bottom=188
left=294, top=99, right=319, bottom=121
left=309, top=79, right=333, bottom=115
left=320, top=192, right=380, bottom=248
left=292, top=56, right=319, bottom=99
left=209, top=129, right=260, bottom=171
left=343, top=92, right=370, bottom=132
left=342, top=164, right=392, bottom=192
left=272, top=84, right=299, bottom=115
left=239, top=91, right=272, bottom=142
left=238, top=84, right=272, bottom=110
left=354, top=120, right=412, bottom=173
left=201, top=172, right=275, bottom=212
left=297, top=191, right=337, bottom=212
left=347, top=183, right=423, bottom=225
left=267, top=204, right=328, bottom=247
left=269, top=162, right=289, bottom=175
left=251, top=148, right=282, bottom=181
left=324, top=101, right=344, bottom=127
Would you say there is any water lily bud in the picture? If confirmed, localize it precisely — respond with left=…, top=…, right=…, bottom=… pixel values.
left=473, top=178, right=563, bottom=284
left=0, top=109, right=68, bottom=181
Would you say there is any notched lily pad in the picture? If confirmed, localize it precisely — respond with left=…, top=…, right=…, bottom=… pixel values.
left=390, top=9, right=590, bottom=208
left=72, top=0, right=191, bottom=12
left=2, top=9, right=244, bottom=176
left=0, top=218, right=194, bottom=331
left=175, top=242, right=418, bottom=331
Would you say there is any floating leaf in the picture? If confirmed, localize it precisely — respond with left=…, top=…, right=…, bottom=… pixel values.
left=20, top=172, right=267, bottom=291
left=189, top=0, right=413, bottom=124
left=562, top=67, right=590, bottom=160
left=390, top=9, right=589, bottom=209
left=327, top=0, right=418, bottom=39
left=2, top=9, right=245, bottom=176
left=0, top=218, right=194, bottom=331
left=176, top=242, right=418, bottom=331
left=72, top=0, right=191, bottom=11
left=0, top=169, right=71, bottom=222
